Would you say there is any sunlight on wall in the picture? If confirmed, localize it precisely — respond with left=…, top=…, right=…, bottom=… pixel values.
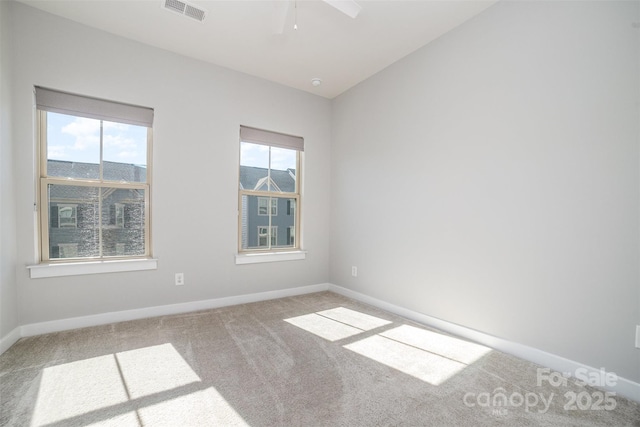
left=31, top=343, right=248, bottom=427
left=284, top=307, right=492, bottom=387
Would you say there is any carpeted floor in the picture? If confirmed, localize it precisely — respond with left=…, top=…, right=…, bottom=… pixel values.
left=1, top=291, right=638, bottom=426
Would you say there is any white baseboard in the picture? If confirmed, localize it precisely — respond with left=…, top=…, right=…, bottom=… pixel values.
left=328, top=284, right=640, bottom=403
left=2, top=282, right=638, bottom=402
left=0, top=326, right=21, bottom=355
left=15, top=283, right=330, bottom=338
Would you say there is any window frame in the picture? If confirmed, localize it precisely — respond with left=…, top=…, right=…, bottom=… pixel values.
left=37, top=103, right=153, bottom=263
left=238, top=126, right=302, bottom=254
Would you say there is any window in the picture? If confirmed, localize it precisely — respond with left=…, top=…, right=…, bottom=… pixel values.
left=115, top=203, right=125, bottom=228
left=287, top=226, right=295, bottom=246
left=257, top=197, right=277, bottom=216
left=57, top=204, right=77, bottom=228
left=36, top=87, right=154, bottom=262
left=239, top=125, right=302, bottom=252
left=258, top=226, right=278, bottom=247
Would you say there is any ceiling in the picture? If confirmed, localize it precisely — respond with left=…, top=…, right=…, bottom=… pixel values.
left=19, top=0, right=498, bottom=99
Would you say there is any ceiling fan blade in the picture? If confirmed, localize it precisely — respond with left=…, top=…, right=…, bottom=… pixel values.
left=323, top=0, right=362, bottom=19
left=272, top=1, right=290, bottom=34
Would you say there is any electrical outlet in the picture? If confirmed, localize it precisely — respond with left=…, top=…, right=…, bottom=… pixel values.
left=351, top=266, right=358, bottom=277
left=636, top=325, right=640, bottom=349
left=175, top=273, right=184, bottom=286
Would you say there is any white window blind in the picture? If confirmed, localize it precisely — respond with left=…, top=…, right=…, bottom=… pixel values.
left=35, top=86, right=154, bottom=127
left=240, top=125, right=304, bottom=152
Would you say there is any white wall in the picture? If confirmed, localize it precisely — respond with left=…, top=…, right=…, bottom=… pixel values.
left=0, top=1, right=18, bottom=339
left=10, top=3, right=331, bottom=325
left=331, top=0, right=640, bottom=383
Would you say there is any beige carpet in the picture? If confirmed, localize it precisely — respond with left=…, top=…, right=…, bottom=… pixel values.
left=1, top=291, right=638, bottom=426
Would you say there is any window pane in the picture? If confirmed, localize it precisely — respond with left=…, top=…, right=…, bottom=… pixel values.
left=102, top=121, right=148, bottom=183
left=241, top=195, right=264, bottom=250
left=46, top=112, right=100, bottom=180
left=270, top=147, right=297, bottom=193
left=239, top=142, right=297, bottom=193
left=274, top=198, right=296, bottom=249
left=240, top=194, right=295, bottom=250
left=48, top=184, right=100, bottom=259
left=102, top=188, right=146, bottom=257
left=240, top=142, right=268, bottom=190
left=47, top=184, right=146, bottom=259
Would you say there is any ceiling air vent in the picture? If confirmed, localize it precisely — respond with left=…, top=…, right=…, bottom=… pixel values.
left=163, top=0, right=206, bottom=22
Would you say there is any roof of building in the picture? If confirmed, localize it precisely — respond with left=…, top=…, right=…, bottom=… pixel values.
left=47, top=160, right=147, bottom=201
left=46, top=160, right=296, bottom=199
left=48, top=160, right=147, bottom=182
left=239, top=166, right=296, bottom=193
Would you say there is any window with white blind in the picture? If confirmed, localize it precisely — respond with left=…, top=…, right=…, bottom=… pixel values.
left=36, top=87, right=153, bottom=262
left=238, top=125, right=303, bottom=253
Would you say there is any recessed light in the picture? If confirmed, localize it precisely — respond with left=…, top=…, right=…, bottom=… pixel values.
left=311, top=78, right=322, bottom=87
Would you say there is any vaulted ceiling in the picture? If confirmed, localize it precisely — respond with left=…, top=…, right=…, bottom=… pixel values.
left=19, top=0, right=498, bottom=98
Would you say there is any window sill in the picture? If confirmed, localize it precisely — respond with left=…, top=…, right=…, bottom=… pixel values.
left=235, top=251, right=306, bottom=265
left=27, top=258, right=158, bottom=279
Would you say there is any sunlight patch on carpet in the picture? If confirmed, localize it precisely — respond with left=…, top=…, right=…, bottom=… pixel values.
left=138, top=387, right=249, bottom=426
left=31, top=354, right=131, bottom=426
left=316, top=307, right=392, bottom=330
left=344, top=335, right=467, bottom=386
left=284, top=307, right=392, bottom=341
left=115, top=343, right=201, bottom=399
left=284, top=313, right=363, bottom=341
left=380, top=325, right=491, bottom=365
left=30, top=343, right=248, bottom=427
left=286, top=308, right=488, bottom=386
